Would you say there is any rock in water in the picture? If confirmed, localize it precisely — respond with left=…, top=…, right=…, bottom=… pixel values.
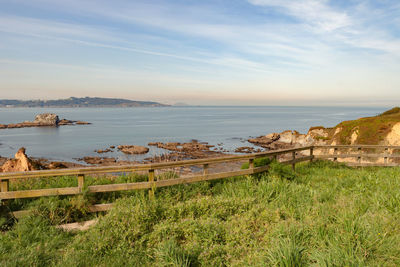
left=34, top=113, right=60, bottom=126
left=118, top=145, right=149, bottom=154
left=0, top=147, right=41, bottom=172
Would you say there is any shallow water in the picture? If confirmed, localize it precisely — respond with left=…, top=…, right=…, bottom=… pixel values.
left=0, top=106, right=386, bottom=162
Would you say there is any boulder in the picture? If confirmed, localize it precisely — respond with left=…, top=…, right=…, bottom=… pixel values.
left=265, top=133, right=280, bottom=141
left=118, top=145, right=149, bottom=154
left=0, top=147, right=41, bottom=172
left=34, top=113, right=59, bottom=126
left=48, top=162, right=68, bottom=169
left=248, top=136, right=274, bottom=146
left=279, top=130, right=296, bottom=144
left=307, top=127, right=329, bottom=138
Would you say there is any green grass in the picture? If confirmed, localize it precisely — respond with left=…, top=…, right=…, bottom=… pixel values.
left=1, top=161, right=400, bottom=266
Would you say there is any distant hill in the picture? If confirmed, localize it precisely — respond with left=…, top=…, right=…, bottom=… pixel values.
left=0, top=97, right=169, bottom=107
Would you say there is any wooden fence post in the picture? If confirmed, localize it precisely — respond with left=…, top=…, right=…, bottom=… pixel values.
left=384, top=147, right=389, bottom=165
left=1, top=179, right=9, bottom=193
left=77, top=174, right=85, bottom=193
left=358, top=147, right=362, bottom=164
left=1, top=179, right=9, bottom=205
left=292, top=151, right=296, bottom=171
left=310, top=147, right=314, bottom=162
left=249, top=158, right=254, bottom=171
left=203, top=164, right=209, bottom=176
left=148, top=169, right=155, bottom=199
left=333, top=147, right=338, bottom=161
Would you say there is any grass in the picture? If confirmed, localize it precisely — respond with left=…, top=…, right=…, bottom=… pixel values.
left=1, top=160, right=400, bottom=266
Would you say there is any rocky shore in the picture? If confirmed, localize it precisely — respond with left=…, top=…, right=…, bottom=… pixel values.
left=0, top=113, right=90, bottom=129
left=2, top=107, right=400, bottom=173
left=0, top=139, right=229, bottom=172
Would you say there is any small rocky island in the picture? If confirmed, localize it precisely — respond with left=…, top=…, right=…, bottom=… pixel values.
left=0, top=113, right=90, bottom=129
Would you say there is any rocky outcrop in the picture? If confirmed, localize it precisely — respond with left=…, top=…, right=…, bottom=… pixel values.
left=248, top=109, right=400, bottom=149
left=0, top=114, right=91, bottom=129
left=148, top=140, right=222, bottom=159
left=95, top=148, right=113, bottom=154
left=249, top=127, right=332, bottom=150
left=48, top=162, right=68, bottom=169
left=34, top=113, right=59, bottom=125
left=386, top=123, right=400, bottom=146
left=0, top=148, right=41, bottom=172
left=117, top=145, right=149, bottom=154
left=79, top=157, right=117, bottom=165
left=235, top=146, right=261, bottom=153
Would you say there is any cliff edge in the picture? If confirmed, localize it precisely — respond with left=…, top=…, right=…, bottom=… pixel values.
left=249, top=107, right=400, bottom=149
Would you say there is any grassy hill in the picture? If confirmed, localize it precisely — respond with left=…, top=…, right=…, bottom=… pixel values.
left=333, top=107, right=400, bottom=144
left=1, top=161, right=400, bottom=266
left=309, top=107, right=400, bottom=145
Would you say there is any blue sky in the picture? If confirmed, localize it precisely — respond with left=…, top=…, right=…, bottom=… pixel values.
left=0, top=0, right=399, bottom=105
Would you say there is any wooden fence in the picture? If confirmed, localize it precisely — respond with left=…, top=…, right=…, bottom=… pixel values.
left=1, top=145, right=400, bottom=218
left=313, top=145, right=400, bottom=167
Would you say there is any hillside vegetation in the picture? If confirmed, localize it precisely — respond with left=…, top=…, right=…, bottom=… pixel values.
left=1, top=161, right=400, bottom=266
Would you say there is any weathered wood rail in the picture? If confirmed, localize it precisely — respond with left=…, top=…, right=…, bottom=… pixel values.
left=1, top=145, right=400, bottom=218
left=313, top=145, right=400, bottom=167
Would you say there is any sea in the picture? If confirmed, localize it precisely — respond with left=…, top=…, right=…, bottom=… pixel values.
left=0, top=106, right=388, bottom=163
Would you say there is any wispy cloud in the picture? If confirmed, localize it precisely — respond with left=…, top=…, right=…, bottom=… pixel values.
left=248, top=0, right=352, bottom=32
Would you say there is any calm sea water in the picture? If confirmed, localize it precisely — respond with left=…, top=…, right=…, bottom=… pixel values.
left=0, top=106, right=387, bottom=162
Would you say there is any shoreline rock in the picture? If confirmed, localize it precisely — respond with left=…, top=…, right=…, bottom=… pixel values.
left=1, top=148, right=43, bottom=172
left=117, top=145, right=149, bottom=154
left=0, top=148, right=87, bottom=172
left=148, top=140, right=222, bottom=159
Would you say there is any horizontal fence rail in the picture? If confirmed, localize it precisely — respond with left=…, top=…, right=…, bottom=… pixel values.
left=1, top=145, right=400, bottom=218
left=313, top=145, right=400, bottom=167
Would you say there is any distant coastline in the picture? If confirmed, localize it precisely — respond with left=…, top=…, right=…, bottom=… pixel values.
left=0, top=97, right=169, bottom=108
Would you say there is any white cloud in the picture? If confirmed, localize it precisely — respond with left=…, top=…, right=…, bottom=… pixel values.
left=248, top=0, right=352, bottom=32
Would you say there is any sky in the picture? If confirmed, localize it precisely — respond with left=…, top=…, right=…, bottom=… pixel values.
left=0, top=0, right=399, bottom=106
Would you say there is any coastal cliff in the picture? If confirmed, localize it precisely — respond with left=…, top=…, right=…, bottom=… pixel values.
left=250, top=107, right=400, bottom=148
